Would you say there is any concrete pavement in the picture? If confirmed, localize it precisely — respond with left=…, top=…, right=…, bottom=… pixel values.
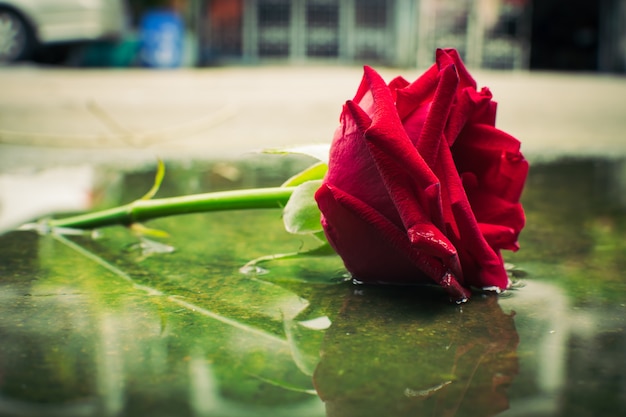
left=1, top=64, right=625, bottom=172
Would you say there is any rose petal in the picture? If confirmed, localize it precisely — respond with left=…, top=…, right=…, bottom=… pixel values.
left=354, top=66, right=448, bottom=233
left=479, top=223, right=520, bottom=252
left=439, top=143, right=510, bottom=289
left=395, top=65, right=439, bottom=121
left=445, top=87, right=496, bottom=146
left=325, top=101, right=403, bottom=227
left=415, top=63, right=459, bottom=167
left=453, top=124, right=529, bottom=203
left=316, top=183, right=471, bottom=301
left=467, top=188, right=526, bottom=239
left=436, top=48, right=476, bottom=90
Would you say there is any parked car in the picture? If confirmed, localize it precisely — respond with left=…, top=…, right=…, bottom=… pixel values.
left=0, top=0, right=127, bottom=63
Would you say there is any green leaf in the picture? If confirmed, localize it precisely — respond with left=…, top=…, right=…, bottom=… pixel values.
left=312, top=230, right=329, bottom=244
left=283, top=180, right=323, bottom=235
left=140, top=159, right=165, bottom=200
left=281, top=161, right=328, bottom=187
left=264, top=144, right=331, bottom=164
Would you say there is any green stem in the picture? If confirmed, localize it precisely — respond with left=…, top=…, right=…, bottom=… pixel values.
left=48, top=187, right=296, bottom=230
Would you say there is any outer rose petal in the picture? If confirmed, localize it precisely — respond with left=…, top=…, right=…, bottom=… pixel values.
left=465, top=185, right=526, bottom=246
left=325, top=100, right=402, bottom=227
left=453, top=124, right=528, bottom=204
left=436, top=142, right=511, bottom=289
left=316, top=183, right=471, bottom=302
left=332, top=67, right=459, bottom=265
left=353, top=68, right=457, bottom=262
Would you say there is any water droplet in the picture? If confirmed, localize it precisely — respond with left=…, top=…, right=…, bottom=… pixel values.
left=298, top=316, right=332, bottom=330
left=239, top=265, right=269, bottom=276
left=131, top=238, right=175, bottom=257
left=328, top=271, right=351, bottom=283
left=454, top=297, right=468, bottom=305
left=498, top=290, right=514, bottom=299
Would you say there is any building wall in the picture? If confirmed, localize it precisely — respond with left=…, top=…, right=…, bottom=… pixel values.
left=195, top=0, right=624, bottom=72
left=200, top=0, right=399, bottom=65
left=414, top=0, right=531, bottom=69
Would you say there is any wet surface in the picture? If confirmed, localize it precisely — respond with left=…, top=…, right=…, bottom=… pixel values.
left=0, top=155, right=625, bottom=417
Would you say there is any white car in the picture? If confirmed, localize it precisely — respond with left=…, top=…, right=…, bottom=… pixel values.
left=0, top=0, right=127, bottom=63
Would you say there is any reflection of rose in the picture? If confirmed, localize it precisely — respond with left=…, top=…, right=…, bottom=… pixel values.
left=315, top=49, right=528, bottom=301
left=313, top=290, right=519, bottom=417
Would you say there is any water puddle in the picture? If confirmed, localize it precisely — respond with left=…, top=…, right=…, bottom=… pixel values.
left=0, top=155, right=624, bottom=417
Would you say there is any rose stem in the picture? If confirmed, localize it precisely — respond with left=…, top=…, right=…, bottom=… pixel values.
left=47, top=187, right=296, bottom=230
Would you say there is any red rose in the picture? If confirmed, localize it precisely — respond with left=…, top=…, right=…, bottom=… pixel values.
left=314, top=48, right=528, bottom=302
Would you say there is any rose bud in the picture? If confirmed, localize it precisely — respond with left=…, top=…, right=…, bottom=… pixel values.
left=314, top=48, right=528, bottom=302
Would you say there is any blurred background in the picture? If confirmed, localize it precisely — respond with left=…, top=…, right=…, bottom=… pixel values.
left=2, top=0, right=626, bottom=229
left=2, top=0, right=625, bottom=72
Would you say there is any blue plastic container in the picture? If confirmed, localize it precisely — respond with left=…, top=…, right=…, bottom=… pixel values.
left=139, top=10, right=184, bottom=68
